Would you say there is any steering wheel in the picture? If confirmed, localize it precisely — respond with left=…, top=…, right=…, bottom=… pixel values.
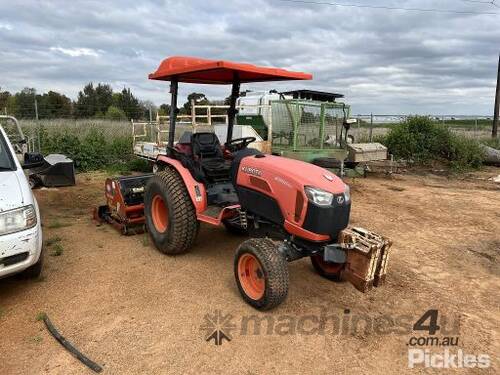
left=225, top=137, right=256, bottom=152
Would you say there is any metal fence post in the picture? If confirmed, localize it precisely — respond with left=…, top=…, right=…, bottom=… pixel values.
left=357, top=116, right=360, bottom=133
left=319, top=103, right=325, bottom=149
left=191, top=99, right=196, bottom=127
left=293, top=101, right=300, bottom=151
left=369, top=113, right=373, bottom=142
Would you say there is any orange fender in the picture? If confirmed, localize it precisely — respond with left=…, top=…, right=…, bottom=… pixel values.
left=156, top=155, right=207, bottom=213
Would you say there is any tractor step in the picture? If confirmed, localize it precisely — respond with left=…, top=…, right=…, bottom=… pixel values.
left=202, top=206, right=223, bottom=218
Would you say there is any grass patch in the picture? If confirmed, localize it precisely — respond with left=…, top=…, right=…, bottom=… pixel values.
left=0, top=307, right=4, bottom=319
left=104, top=158, right=151, bottom=175
left=47, top=220, right=72, bottom=229
left=142, top=233, right=149, bottom=247
left=35, top=312, right=47, bottom=322
left=50, top=243, right=64, bottom=257
left=480, top=137, right=500, bottom=150
left=44, top=236, right=62, bottom=247
left=32, top=336, right=43, bottom=343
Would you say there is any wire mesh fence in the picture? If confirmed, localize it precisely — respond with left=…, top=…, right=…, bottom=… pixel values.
left=351, top=114, right=495, bottom=142
left=1, top=114, right=495, bottom=160
left=271, top=100, right=349, bottom=150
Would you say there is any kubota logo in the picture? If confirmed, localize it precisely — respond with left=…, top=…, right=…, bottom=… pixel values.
left=241, top=166, right=262, bottom=177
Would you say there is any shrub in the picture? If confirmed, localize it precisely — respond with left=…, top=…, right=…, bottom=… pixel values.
left=105, top=106, right=127, bottom=121
left=447, top=134, right=485, bottom=170
left=383, top=116, right=484, bottom=170
left=37, top=121, right=137, bottom=171
left=384, top=116, right=450, bottom=163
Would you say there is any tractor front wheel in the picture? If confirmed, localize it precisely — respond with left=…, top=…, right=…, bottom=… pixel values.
left=310, top=254, right=344, bottom=281
left=144, top=168, right=198, bottom=254
left=234, top=239, right=289, bottom=310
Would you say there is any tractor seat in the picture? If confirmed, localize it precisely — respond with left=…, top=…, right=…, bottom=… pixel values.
left=191, top=132, right=231, bottom=182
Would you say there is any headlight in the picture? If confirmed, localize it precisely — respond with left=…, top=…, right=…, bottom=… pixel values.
left=344, top=184, right=351, bottom=203
left=0, top=205, right=37, bottom=236
left=304, top=186, right=334, bottom=206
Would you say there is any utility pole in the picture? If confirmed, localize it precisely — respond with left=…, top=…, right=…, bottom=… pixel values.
left=493, top=53, right=499, bottom=138
left=149, top=105, right=152, bottom=123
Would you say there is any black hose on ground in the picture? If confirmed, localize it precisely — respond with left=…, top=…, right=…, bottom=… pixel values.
left=43, top=315, right=103, bottom=373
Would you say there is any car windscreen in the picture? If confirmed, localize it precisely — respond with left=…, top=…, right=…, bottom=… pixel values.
left=0, top=131, right=15, bottom=171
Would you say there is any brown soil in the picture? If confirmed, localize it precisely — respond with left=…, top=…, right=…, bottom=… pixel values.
left=1, top=169, right=499, bottom=374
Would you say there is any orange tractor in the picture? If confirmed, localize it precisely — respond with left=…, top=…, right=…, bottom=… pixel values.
left=101, top=57, right=392, bottom=310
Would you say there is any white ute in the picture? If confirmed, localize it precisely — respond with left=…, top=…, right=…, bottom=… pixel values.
left=0, top=119, right=44, bottom=278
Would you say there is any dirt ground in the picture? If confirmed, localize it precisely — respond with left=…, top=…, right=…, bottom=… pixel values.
left=0, top=168, right=499, bottom=374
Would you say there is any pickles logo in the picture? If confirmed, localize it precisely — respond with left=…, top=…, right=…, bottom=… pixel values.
left=200, top=310, right=236, bottom=346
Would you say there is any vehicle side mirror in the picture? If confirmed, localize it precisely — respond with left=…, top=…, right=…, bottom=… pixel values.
left=22, top=152, right=45, bottom=169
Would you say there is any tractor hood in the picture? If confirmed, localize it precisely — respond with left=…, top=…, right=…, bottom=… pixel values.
left=237, top=154, right=346, bottom=194
left=236, top=154, right=350, bottom=238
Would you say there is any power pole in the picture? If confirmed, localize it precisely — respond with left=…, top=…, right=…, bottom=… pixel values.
left=493, top=53, right=499, bottom=138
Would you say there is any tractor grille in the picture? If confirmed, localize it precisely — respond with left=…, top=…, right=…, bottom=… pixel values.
left=302, top=194, right=351, bottom=241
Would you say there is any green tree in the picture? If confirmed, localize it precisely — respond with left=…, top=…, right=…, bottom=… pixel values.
left=75, top=83, right=97, bottom=118
left=14, top=88, right=37, bottom=119
left=0, top=89, right=11, bottom=114
left=105, top=105, right=127, bottom=120
left=182, top=92, right=208, bottom=114
left=113, top=88, right=142, bottom=120
left=95, top=83, right=113, bottom=114
left=37, top=91, right=72, bottom=118
left=158, top=103, right=171, bottom=116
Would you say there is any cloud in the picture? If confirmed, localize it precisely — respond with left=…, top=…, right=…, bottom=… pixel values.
left=0, top=22, right=12, bottom=30
left=0, top=0, right=498, bottom=114
left=50, top=47, right=100, bottom=57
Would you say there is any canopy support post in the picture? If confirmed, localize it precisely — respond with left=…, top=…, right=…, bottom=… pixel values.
left=168, top=78, right=178, bottom=148
left=226, top=74, right=240, bottom=144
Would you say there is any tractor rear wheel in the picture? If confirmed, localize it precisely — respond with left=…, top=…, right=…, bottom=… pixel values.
left=144, top=168, right=198, bottom=254
left=234, top=238, right=288, bottom=310
left=310, top=254, right=344, bottom=281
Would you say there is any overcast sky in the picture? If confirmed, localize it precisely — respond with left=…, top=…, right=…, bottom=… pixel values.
left=0, top=0, right=498, bottom=114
